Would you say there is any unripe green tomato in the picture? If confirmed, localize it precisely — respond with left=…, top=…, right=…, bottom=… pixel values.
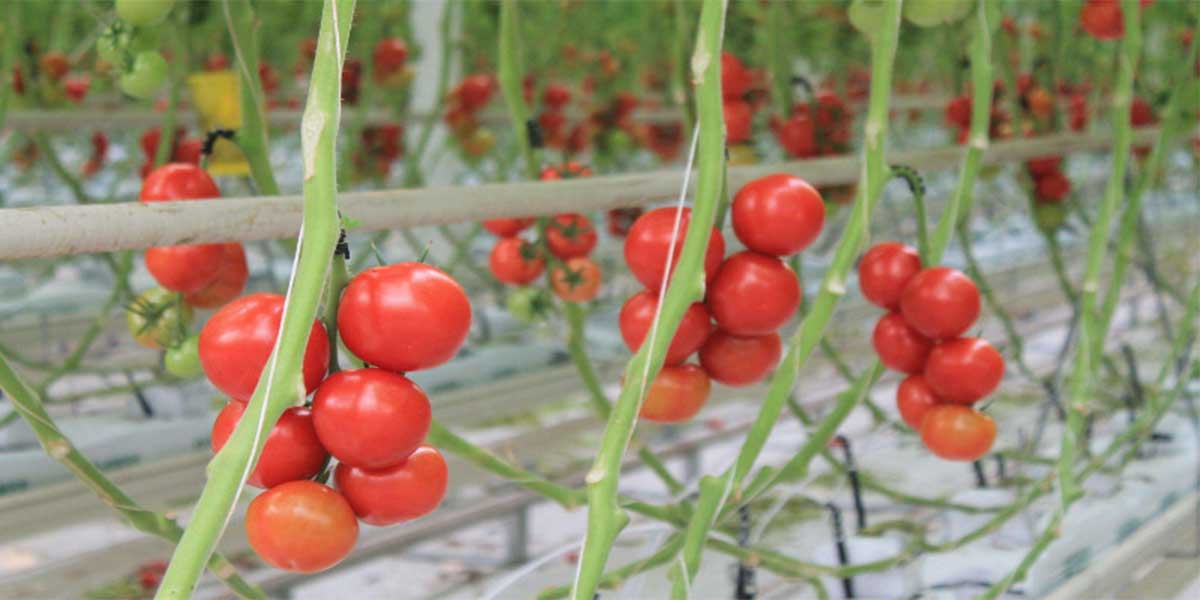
left=848, top=0, right=888, bottom=38
left=1033, top=202, right=1067, bottom=233
left=606, top=129, right=633, bottom=155
left=127, top=287, right=194, bottom=350
left=903, top=0, right=973, bottom=27
left=96, top=27, right=124, bottom=64
left=506, top=287, right=546, bottom=324
left=119, top=51, right=167, bottom=99
left=164, top=335, right=203, bottom=378
left=116, top=0, right=175, bottom=26
left=129, top=27, right=161, bottom=53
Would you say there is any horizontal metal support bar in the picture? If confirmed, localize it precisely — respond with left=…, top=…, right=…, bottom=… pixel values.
left=0, top=127, right=1168, bottom=260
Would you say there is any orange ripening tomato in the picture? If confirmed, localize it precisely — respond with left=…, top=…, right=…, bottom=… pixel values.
left=638, top=364, right=711, bottom=424
left=920, top=405, right=996, bottom=461
left=550, top=258, right=602, bottom=302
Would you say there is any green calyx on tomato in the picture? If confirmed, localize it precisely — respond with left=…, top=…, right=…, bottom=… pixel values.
left=506, top=286, right=552, bottom=324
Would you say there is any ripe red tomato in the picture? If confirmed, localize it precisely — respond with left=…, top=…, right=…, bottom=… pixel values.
left=619, top=291, right=712, bottom=365
left=312, top=369, right=430, bottom=469
left=896, top=374, right=942, bottom=430
left=483, top=217, right=535, bottom=237
left=731, top=174, right=825, bottom=257
left=1025, top=155, right=1062, bottom=177
left=454, top=74, right=494, bottom=110
left=774, top=111, right=816, bottom=158
left=205, top=53, right=230, bottom=71
left=944, top=94, right=972, bottom=129
left=924, top=337, right=1005, bottom=405
left=1034, top=171, right=1071, bottom=203
left=872, top=312, right=934, bottom=374
left=488, top=237, right=545, bottom=285
left=699, top=330, right=781, bottom=387
left=245, top=480, right=358, bottom=573
left=546, top=213, right=598, bottom=259
left=335, top=445, right=448, bottom=526
left=899, top=267, right=980, bottom=340
left=337, top=262, right=471, bottom=373
left=211, top=402, right=327, bottom=488
left=1025, top=87, right=1055, bottom=118
left=144, top=244, right=225, bottom=294
left=706, top=251, right=800, bottom=336
left=64, top=75, right=90, bottom=103
left=173, top=138, right=204, bottom=165
left=920, top=405, right=996, bottom=461
left=721, top=52, right=751, bottom=99
left=550, top=257, right=602, bottom=302
left=639, top=364, right=711, bottom=423
left=184, top=244, right=248, bottom=309
left=1080, top=0, right=1124, bottom=40
left=858, top=242, right=922, bottom=311
left=624, top=207, right=725, bottom=290
left=723, top=99, right=753, bottom=144
left=372, top=38, right=408, bottom=72
left=139, top=163, right=220, bottom=201
left=39, top=51, right=70, bottom=81
left=199, top=293, right=330, bottom=401
left=543, top=83, right=572, bottom=110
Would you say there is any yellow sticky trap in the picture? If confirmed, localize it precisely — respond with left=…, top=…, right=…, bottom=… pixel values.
left=187, top=70, right=250, bottom=176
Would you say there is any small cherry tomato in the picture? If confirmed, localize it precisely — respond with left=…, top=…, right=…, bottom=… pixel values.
left=546, top=213, right=598, bottom=259
left=372, top=38, right=408, bottom=73
left=924, top=337, right=1005, bottom=405
left=550, top=257, right=602, bottom=302
left=482, top=217, right=535, bottom=237
left=774, top=111, right=816, bottom=158
left=624, top=207, right=725, bottom=290
left=116, top=0, right=176, bottom=26
left=858, top=242, right=922, bottom=311
left=184, top=244, right=248, bottom=309
left=896, top=374, right=942, bottom=430
left=699, top=330, right=781, bottom=387
left=335, top=445, right=448, bottom=526
left=126, top=287, right=193, bottom=350
left=899, top=267, right=981, bottom=340
left=542, top=83, right=572, bottom=110
left=639, top=364, right=711, bottom=423
left=1025, top=155, right=1062, bottom=177
left=119, top=51, right=168, bottom=99
left=706, top=251, right=800, bottom=336
left=619, top=291, right=713, bottom=365
left=64, top=75, right=91, bottom=104
left=337, top=262, right=472, bottom=373
left=1080, top=0, right=1124, bottom=40
left=731, top=174, right=825, bottom=257
left=454, top=74, right=494, bottom=110
left=1034, top=171, right=1071, bottom=203
left=872, top=312, right=934, bottom=374
left=198, top=293, right=330, bottom=401
left=245, top=480, right=358, bottom=573
left=312, top=369, right=431, bottom=469
left=488, top=237, right=545, bottom=285
left=721, top=52, right=751, bottom=99
left=140, top=163, right=221, bottom=201
left=920, top=405, right=996, bottom=461
left=39, top=52, right=70, bottom=81
left=144, top=244, right=225, bottom=293
left=723, top=99, right=753, bottom=144
left=164, top=334, right=202, bottom=378
left=211, top=402, right=327, bottom=488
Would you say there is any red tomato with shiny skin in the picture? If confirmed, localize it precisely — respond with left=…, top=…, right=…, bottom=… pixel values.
left=550, top=257, right=602, bottom=302
left=699, top=330, right=781, bottom=387
left=145, top=244, right=225, bottom=293
left=619, top=291, right=712, bottom=365
left=211, top=402, right=327, bottom=488
left=721, top=52, right=751, bottom=99
left=639, top=364, right=711, bottom=423
left=184, top=243, right=248, bottom=309
left=775, top=112, right=816, bottom=158
left=483, top=217, right=535, bottom=237
left=1034, top=171, right=1071, bottom=203
left=858, top=242, right=922, bottom=311
left=706, top=251, right=800, bottom=336
left=139, top=163, right=220, bottom=202
left=896, top=374, right=942, bottom=430
left=723, top=99, right=753, bottom=144
left=731, top=174, right=825, bottom=257
left=337, top=262, right=471, bottom=373
left=920, top=405, right=996, bottom=461
left=546, top=213, right=597, bottom=259
left=335, top=445, right=448, bottom=526
left=312, top=368, right=430, bottom=469
left=872, top=312, right=934, bottom=374
left=924, top=337, right=1005, bottom=405
left=199, top=293, right=330, bottom=401
left=624, top=207, right=725, bottom=291
left=899, top=267, right=981, bottom=340
left=488, top=237, right=545, bottom=285
left=1080, top=0, right=1124, bottom=40
left=245, top=480, right=358, bottom=573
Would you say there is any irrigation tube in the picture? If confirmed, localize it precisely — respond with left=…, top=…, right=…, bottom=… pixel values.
left=0, top=127, right=1178, bottom=260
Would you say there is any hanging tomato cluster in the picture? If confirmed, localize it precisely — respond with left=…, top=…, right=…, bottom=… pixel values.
left=445, top=73, right=498, bottom=159
left=859, top=243, right=1004, bottom=461
left=353, top=123, right=405, bottom=179
left=619, top=174, right=824, bottom=423
left=720, top=52, right=761, bottom=145
left=200, top=260, right=471, bottom=573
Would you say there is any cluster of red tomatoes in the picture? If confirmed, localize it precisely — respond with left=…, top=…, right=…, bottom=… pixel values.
left=444, top=74, right=499, bottom=159
left=138, top=128, right=204, bottom=178
left=371, top=37, right=412, bottom=87
left=943, top=87, right=1012, bottom=144
left=619, top=174, right=825, bottom=423
left=353, top=123, right=405, bottom=180
left=859, top=243, right=1003, bottom=462
left=719, top=52, right=765, bottom=146
left=485, top=163, right=604, bottom=304
left=11, top=48, right=91, bottom=105
left=198, top=259, right=471, bottom=573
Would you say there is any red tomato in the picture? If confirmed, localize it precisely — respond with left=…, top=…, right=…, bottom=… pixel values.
left=337, top=262, right=472, bottom=372
left=639, top=364, right=711, bottom=423
left=899, top=267, right=980, bottom=340
left=64, top=75, right=90, bottom=103
left=896, top=374, right=942, bottom=430
left=723, top=99, right=753, bottom=144
left=199, top=293, right=330, bottom=401
left=550, top=257, right=602, bottom=302
left=145, top=244, right=225, bottom=293
left=858, top=242, right=922, bottom=311
left=204, top=53, right=229, bottom=71
left=1025, top=87, right=1055, bottom=118
left=211, top=402, right=327, bottom=488
left=245, top=480, right=358, bottom=573
left=184, top=244, right=248, bottom=309
left=920, top=405, right=996, bottom=461
left=872, top=312, right=934, bottom=374
left=454, top=74, right=494, bottom=110
left=721, top=52, right=751, bottom=99
left=731, top=174, right=825, bottom=257
left=312, top=369, right=430, bottom=469
left=373, top=38, right=408, bottom=72
left=173, top=138, right=204, bottom=165
left=698, top=330, right=781, bottom=387
left=1080, top=0, right=1124, bottom=40
left=774, top=111, right=816, bottom=158
left=1130, top=96, right=1157, bottom=127
left=624, top=207, right=725, bottom=290
left=543, top=83, right=572, bottom=110
left=944, top=94, right=972, bottom=129
left=924, top=337, right=1005, bottom=405
left=1034, top=171, right=1071, bottom=203
left=706, top=251, right=800, bottom=336
left=483, top=217, right=535, bottom=237
left=619, top=291, right=713, bottom=365
left=488, top=237, right=545, bottom=285
left=1025, top=155, right=1062, bottom=177
left=546, top=213, right=598, bottom=259
left=39, top=51, right=70, bottom=81
left=335, top=445, right=448, bottom=526
left=139, top=163, right=220, bottom=202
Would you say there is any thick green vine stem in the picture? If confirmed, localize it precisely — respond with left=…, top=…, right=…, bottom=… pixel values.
left=570, top=0, right=727, bottom=597
left=223, top=0, right=281, bottom=196
left=497, top=0, right=539, bottom=180
left=1058, top=0, right=1142, bottom=507
left=668, top=475, right=727, bottom=598
left=0, top=353, right=263, bottom=599
left=155, top=1, right=355, bottom=596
